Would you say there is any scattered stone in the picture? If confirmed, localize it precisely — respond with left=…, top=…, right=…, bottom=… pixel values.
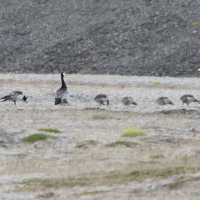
left=38, top=192, right=54, bottom=198
left=171, top=190, right=185, bottom=196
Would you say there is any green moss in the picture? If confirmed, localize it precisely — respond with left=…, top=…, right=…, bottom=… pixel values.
left=153, top=81, right=160, bottom=85
left=192, top=177, right=200, bottom=181
left=38, top=128, right=61, bottom=133
left=149, top=154, right=165, bottom=159
left=85, top=140, right=98, bottom=145
left=139, top=161, right=157, bottom=164
left=16, top=166, right=200, bottom=191
left=193, top=22, right=199, bottom=27
left=177, top=153, right=190, bottom=164
left=76, top=140, right=98, bottom=148
left=122, top=127, right=146, bottom=137
left=105, top=141, right=138, bottom=148
left=22, top=134, right=56, bottom=143
left=113, top=100, right=119, bottom=104
left=74, top=190, right=109, bottom=196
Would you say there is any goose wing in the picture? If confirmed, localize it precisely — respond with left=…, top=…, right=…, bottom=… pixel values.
left=1, top=91, right=22, bottom=100
left=180, top=94, right=193, bottom=100
left=130, top=97, right=137, bottom=105
left=163, top=97, right=174, bottom=105
left=122, top=97, right=129, bottom=105
left=163, top=98, right=170, bottom=104
left=95, top=94, right=107, bottom=100
left=55, top=88, right=67, bottom=99
left=55, top=88, right=70, bottom=101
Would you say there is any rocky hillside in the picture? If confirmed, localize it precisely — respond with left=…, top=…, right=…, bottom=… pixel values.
left=0, top=0, right=200, bottom=77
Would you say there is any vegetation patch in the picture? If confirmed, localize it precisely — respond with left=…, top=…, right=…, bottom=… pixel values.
left=169, top=178, right=185, bottom=190
left=177, top=153, right=190, bottom=164
left=92, top=114, right=109, bottom=120
left=193, top=22, right=199, bottom=27
left=16, top=166, right=200, bottom=191
left=122, top=126, right=146, bottom=137
left=76, top=140, right=98, bottom=148
left=139, top=161, right=157, bottom=164
left=113, top=100, right=119, bottom=104
left=105, top=141, right=138, bottom=148
left=38, top=128, right=61, bottom=133
left=149, top=154, right=165, bottom=159
left=192, top=176, right=200, bottom=181
left=22, top=134, right=56, bottom=143
left=74, top=190, right=109, bottom=196
left=153, top=81, right=160, bottom=85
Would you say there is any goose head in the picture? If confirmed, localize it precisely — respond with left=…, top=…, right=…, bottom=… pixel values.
left=61, top=72, right=66, bottom=76
left=22, top=95, right=28, bottom=103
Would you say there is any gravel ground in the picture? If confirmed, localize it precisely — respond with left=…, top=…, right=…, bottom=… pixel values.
left=1, top=0, right=200, bottom=77
left=1, top=74, right=200, bottom=199
left=1, top=74, right=200, bottom=114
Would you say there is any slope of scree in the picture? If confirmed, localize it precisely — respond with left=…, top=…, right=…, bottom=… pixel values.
left=0, top=0, right=200, bottom=77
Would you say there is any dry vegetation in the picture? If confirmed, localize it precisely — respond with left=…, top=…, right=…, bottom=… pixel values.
left=1, top=74, right=200, bottom=199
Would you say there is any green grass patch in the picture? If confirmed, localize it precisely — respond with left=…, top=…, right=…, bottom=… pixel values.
left=105, top=141, right=138, bottom=148
left=76, top=140, right=98, bottom=148
left=192, top=176, right=200, bottom=181
left=113, top=100, right=119, bottom=104
left=193, top=22, right=199, bottom=27
left=139, top=161, right=157, bottom=164
left=22, top=134, right=56, bottom=143
left=177, top=153, right=190, bottom=164
left=150, top=154, right=165, bottom=159
left=153, top=81, right=160, bottom=85
left=17, top=166, right=200, bottom=191
left=122, top=126, right=146, bottom=137
left=92, top=114, right=109, bottom=120
left=38, top=128, right=61, bottom=133
left=74, top=190, right=109, bottom=196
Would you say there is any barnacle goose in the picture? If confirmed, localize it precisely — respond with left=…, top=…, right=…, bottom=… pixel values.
left=156, top=97, right=174, bottom=105
left=1, top=91, right=27, bottom=105
left=55, top=72, right=70, bottom=105
left=180, top=94, right=200, bottom=105
left=94, top=94, right=109, bottom=106
left=121, top=97, right=137, bottom=106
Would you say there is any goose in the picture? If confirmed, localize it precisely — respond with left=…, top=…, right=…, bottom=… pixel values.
left=1, top=91, right=27, bottom=105
left=156, top=97, right=174, bottom=105
left=55, top=72, right=70, bottom=105
left=121, top=97, right=137, bottom=106
left=94, top=94, right=109, bottom=106
left=180, top=94, right=200, bottom=105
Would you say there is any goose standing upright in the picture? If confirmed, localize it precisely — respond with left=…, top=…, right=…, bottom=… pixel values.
left=1, top=91, right=27, bottom=105
left=94, top=94, right=109, bottom=106
left=121, top=97, right=137, bottom=106
left=156, top=97, right=174, bottom=105
left=180, top=94, right=200, bottom=105
left=55, top=72, right=70, bottom=105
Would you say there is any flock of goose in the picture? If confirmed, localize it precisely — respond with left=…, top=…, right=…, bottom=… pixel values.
left=1, top=72, right=200, bottom=107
